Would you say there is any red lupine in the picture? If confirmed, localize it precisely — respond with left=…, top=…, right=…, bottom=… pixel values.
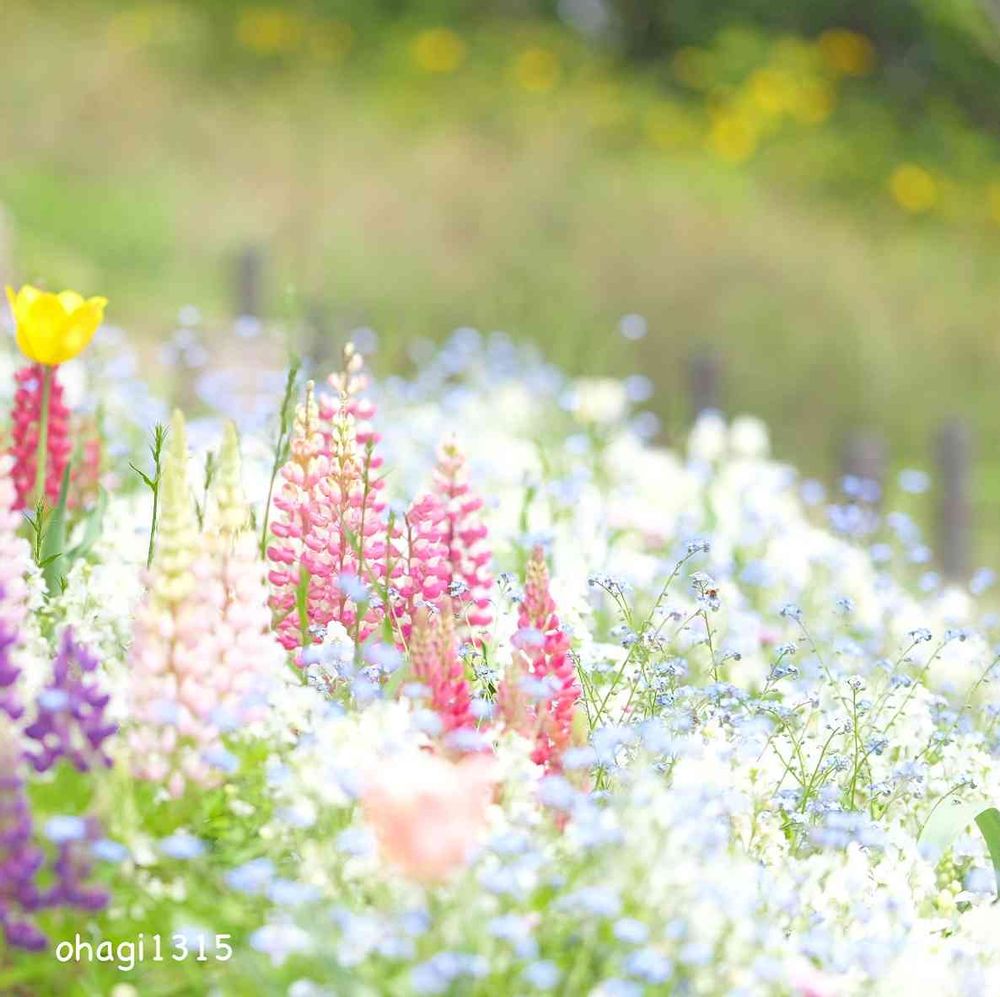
left=498, top=546, right=581, bottom=773
left=431, top=438, right=493, bottom=633
left=409, top=599, right=477, bottom=737
left=9, top=364, right=71, bottom=510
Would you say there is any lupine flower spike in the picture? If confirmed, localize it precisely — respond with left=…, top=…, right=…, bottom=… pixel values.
left=312, top=343, right=390, bottom=643
left=0, top=718, right=46, bottom=951
left=267, top=381, right=330, bottom=651
left=0, top=454, right=31, bottom=721
left=431, top=438, right=493, bottom=634
left=388, top=492, right=449, bottom=643
left=408, top=598, right=478, bottom=742
left=498, top=546, right=582, bottom=774
left=9, top=364, right=72, bottom=509
left=23, top=628, right=116, bottom=773
left=128, top=411, right=222, bottom=795
left=268, top=344, right=390, bottom=652
left=205, top=422, right=283, bottom=721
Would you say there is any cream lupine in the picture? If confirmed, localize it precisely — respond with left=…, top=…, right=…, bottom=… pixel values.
left=128, top=411, right=227, bottom=795
left=205, top=422, right=283, bottom=725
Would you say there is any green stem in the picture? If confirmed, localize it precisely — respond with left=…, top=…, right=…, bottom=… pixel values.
left=33, top=364, right=53, bottom=507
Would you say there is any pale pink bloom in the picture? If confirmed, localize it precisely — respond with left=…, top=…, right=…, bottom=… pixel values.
left=361, top=749, right=496, bottom=882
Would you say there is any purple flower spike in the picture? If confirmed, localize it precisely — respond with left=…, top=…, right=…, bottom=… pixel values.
left=0, top=726, right=45, bottom=950
left=23, top=628, right=117, bottom=774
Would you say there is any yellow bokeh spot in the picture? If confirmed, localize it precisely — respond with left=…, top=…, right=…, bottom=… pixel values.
left=790, top=80, right=835, bottom=124
left=236, top=7, right=305, bottom=55
left=818, top=29, right=875, bottom=77
left=889, top=164, right=937, bottom=213
left=513, top=48, right=561, bottom=93
left=411, top=28, right=467, bottom=74
left=707, top=114, right=758, bottom=163
left=748, top=68, right=795, bottom=116
left=987, top=183, right=1000, bottom=225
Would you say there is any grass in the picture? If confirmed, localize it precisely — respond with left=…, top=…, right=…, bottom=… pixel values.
left=5, top=1, right=1000, bottom=564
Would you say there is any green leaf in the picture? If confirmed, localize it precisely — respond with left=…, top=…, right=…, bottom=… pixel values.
left=67, top=485, right=108, bottom=561
left=919, top=796, right=1000, bottom=894
left=40, top=463, right=71, bottom=594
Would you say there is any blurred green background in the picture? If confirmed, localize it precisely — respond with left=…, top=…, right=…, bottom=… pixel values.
left=4, top=0, right=1000, bottom=564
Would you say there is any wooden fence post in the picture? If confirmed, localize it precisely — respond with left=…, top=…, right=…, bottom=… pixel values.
left=689, top=349, right=721, bottom=418
left=935, top=419, right=972, bottom=581
left=841, top=431, right=887, bottom=500
left=234, top=245, right=264, bottom=318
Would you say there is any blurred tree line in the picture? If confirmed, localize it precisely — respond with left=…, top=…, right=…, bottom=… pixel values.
left=186, top=0, right=1000, bottom=126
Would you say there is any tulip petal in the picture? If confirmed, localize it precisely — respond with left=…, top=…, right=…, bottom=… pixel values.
left=19, top=293, right=68, bottom=365
left=56, top=290, right=85, bottom=314
left=57, top=299, right=106, bottom=364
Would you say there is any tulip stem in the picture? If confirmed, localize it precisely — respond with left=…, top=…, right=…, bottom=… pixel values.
left=34, top=364, right=53, bottom=507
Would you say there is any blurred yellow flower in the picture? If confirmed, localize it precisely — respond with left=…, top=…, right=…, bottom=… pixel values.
left=5, top=286, right=107, bottom=366
left=818, top=29, right=875, bottom=77
left=889, top=164, right=937, bottom=214
left=707, top=114, right=758, bottom=163
left=749, top=68, right=795, bottom=116
left=986, top=182, right=1000, bottom=225
left=789, top=80, right=835, bottom=124
left=236, top=7, right=304, bottom=55
left=513, top=48, right=561, bottom=93
left=411, top=28, right=466, bottom=74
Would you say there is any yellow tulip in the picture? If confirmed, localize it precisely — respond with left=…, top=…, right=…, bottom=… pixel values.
left=5, top=284, right=107, bottom=366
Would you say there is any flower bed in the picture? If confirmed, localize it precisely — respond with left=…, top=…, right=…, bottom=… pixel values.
left=2, top=297, right=999, bottom=995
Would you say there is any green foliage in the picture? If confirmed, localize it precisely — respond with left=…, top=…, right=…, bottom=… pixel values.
left=919, top=796, right=1000, bottom=895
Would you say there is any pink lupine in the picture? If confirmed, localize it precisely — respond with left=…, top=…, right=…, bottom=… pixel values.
left=409, top=599, right=477, bottom=738
left=9, top=364, right=72, bottom=510
left=308, top=381, right=389, bottom=643
left=387, top=492, right=450, bottom=643
left=498, top=546, right=581, bottom=774
left=431, top=438, right=493, bottom=633
left=267, top=345, right=391, bottom=653
left=266, top=381, right=331, bottom=651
